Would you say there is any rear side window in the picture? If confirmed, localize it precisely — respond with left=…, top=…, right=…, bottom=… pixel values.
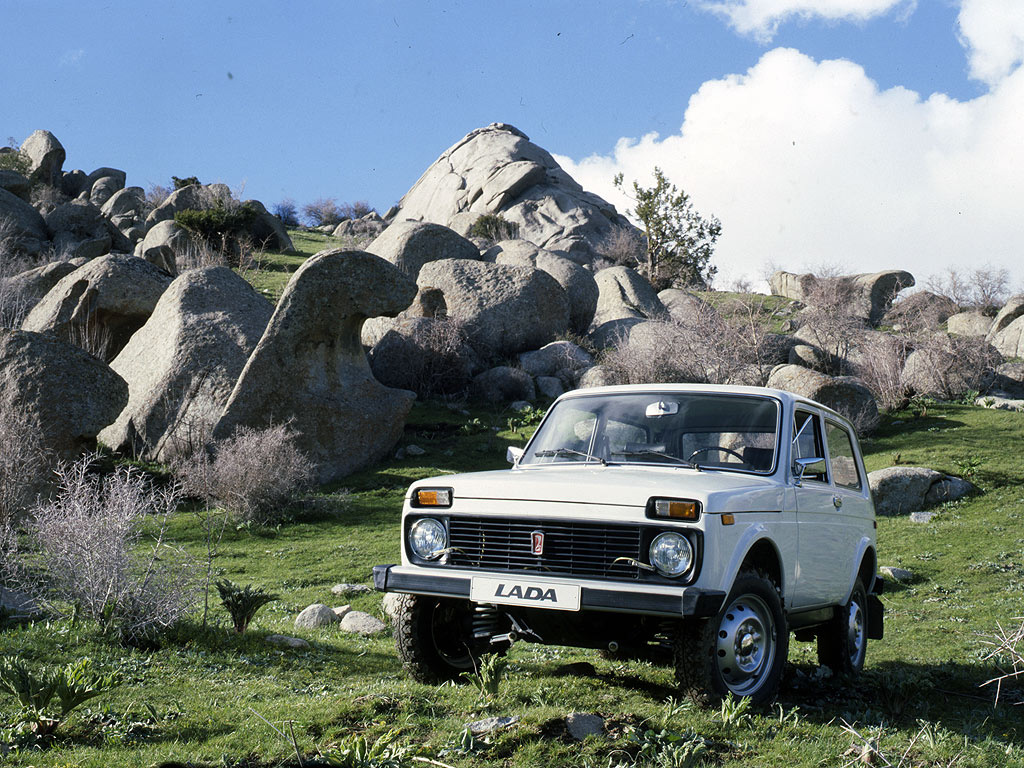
left=826, top=421, right=861, bottom=490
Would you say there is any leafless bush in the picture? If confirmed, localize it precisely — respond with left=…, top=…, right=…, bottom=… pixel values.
left=902, top=333, right=1000, bottom=401
left=0, top=397, right=53, bottom=526
left=596, top=226, right=645, bottom=271
left=338, top=200, right=374, bottom=219
left=853, top=333, right=913, bottom=412
left=145, top=183, right=171, bottom=212
left=175, top=233, right=258, bottom=274
left=302, top=197, right=344, bottom=227
left=796, top=278, right=869, bottom=374
left=27, top=456, right=199, bottom=642
left=369, top=317, right=474, bottom=397
left=925, top=264, right=1011, bottom=311
left=175, top=423, right=314, bottom=526
left=28, top=183, right=68, bottom=214
left=980, top=616, right=1024, bottom=705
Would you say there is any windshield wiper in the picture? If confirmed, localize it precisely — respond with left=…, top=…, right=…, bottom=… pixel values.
left=612, top=450, right=696, bottom=468
left=534, top=448, right=607, bottom=466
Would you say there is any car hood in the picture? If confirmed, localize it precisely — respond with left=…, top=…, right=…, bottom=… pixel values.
left=412, top=464, right=786, bottom=513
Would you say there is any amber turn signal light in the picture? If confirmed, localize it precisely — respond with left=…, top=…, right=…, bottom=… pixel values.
left=413, top=488, right=452, bottom=507
left=651, top=499, right=700, bottom=520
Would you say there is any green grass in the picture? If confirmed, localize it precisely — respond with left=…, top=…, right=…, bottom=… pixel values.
left=244, top=229, right=376, bottom=302
left=2, top=401, right=1023, bottom=767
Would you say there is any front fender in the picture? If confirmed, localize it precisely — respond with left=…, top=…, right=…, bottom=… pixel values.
left=720, top=523, right=785, bottom=598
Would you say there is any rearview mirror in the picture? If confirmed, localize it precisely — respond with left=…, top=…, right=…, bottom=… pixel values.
left=792, top=456, right=825, bottom=486
left=507, top=446, right=524, bottom=465
left=645, top=401, right=679, bottom=418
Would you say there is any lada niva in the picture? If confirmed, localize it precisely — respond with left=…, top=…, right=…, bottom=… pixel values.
left=374, top=384, right=884, bottom=704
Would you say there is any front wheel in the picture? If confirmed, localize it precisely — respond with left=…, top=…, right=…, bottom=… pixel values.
left=817, top=578, right=868, bottom=676
left=393, top=594, right=479, bottom=683
left=675, top=571, right=788, bottom=705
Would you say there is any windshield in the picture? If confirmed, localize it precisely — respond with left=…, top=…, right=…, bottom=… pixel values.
left=521, top=392, right=780, bottom=474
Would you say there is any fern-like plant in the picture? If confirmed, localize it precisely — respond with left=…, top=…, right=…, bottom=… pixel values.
left=216, top=579, right=278, bottom=633
left=0, top=657, right=120, bottom=735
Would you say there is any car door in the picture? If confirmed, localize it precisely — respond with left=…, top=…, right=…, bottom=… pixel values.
left=791, top=408, right=846, bottom=608
left=822, top=419, right=872, bottom=593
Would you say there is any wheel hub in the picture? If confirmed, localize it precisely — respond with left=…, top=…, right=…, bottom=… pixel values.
left=847, top=602, right=865, bottom=666
left=716, top=596, right=776, bottom=695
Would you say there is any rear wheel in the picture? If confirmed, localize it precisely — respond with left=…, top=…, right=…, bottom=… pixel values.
left=394, top=594, right=479, bottom=683
left=817, top=578, right=868, bottom=675
left=675, top=571, right=788, bottom=705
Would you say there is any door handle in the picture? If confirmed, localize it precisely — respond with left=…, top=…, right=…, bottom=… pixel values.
left=832, top=495, right=843, bottom=509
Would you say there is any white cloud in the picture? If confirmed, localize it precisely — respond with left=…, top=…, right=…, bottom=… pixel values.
left=958, top=0, right=1024, bottom=84
left=554, top=47, right=1024, bottom=290
left=697, top=0, right=911, bottom=41
left=59, top=48, right=85, bottom=67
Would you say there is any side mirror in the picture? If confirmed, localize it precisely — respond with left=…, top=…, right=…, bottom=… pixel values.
left=792, top=456, right=825, bottom=486
left=506, top=446, right=525, bottom=465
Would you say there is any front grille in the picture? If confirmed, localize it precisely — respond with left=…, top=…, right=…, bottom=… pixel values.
left=445, top=516, right=644, bottom=581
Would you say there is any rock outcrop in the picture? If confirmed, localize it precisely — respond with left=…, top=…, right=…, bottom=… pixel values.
left=0, top=188, right=48, bottom=255
left=366, top=220, right=479, bottom=279
left=391, top=123, right=635, bottom=264
left=20, top=130, right=65, bottom=187
left=589, top=266, right=666, bottom=348
left=770, top=269, right=914, bottom=324
left=213, top=249, right=417, bottom=483
left=98, top=267, right=273, bottom=462
left=868, top=466, right=974, bottom=516
left=0, top=328, right=127, bottom=460
left=767, top=364, right=879, bottom=433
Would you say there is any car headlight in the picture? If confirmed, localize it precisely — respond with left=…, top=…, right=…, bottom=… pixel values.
left=409, top=518, right=448, bottom=560
left=649, top=532, right=694, bottom=577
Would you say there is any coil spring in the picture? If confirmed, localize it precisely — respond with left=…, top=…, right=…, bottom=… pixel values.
left=471, top=603, right=501, bottom=639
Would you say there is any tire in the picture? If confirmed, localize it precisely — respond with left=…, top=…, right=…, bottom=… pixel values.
left=817, top=578, right=867, bottom=676
left=393, top=594, right=480, bottom=683
left=675, top=571, right=788, bottom=706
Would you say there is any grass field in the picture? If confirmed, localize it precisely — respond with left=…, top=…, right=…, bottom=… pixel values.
left=244, top=230, right=373, bottom=302
left=2, top=399, right=1023, bottom=767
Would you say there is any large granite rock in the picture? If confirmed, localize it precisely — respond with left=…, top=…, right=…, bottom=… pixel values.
left=391, top=123, right=635, bottom=264
left=0, top=261, right=78, bottom=323
left=43, top=200, right=112, bottom=259
left=98, top=267, right=273, bottom=461
left=20, top=130, right=65, bottom=187
left=881, top=291, right=958, bottom=331
left=485, top=239, right=599, bottom=334
left=145, top=183, right=232, bottom=227
left=518, top=340, right=594, bottom=386
left=0, top=187, right=48, bottom=255
left=366, top=219, right=479, bottom=279
left=213, top=249, right=417, bottom=483
left=770, top=269, right=914, bottom=325
left=767, top=364, right=879, bottom=433
left=470, top=365, right=536, bottom=403
left=368, top=317, right=477, bottom=397
left=658, top=288, right=713, bottom=325
left=947, top=310, right=993, bottom=337
left=0, top=328, right=127, bottom=460
left=589, top=266, right=666, bottom=348
left=140, top=220, right=191, bottom=274
left=21, top=254, right=173, bottom=362
left=0, top=169, right=30, bottom=199
left=868, top=466, right=974, bottom=516
left=416, top=258, right=569, bottom=359
left=991, top=315, right=1024, bottom=359
left=986, top=296, right=1024, bottom=342
left=901, top=335, right=999, bottom=399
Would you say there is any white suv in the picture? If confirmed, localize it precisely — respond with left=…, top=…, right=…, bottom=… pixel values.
left=374, top=384, right=884, bottom=704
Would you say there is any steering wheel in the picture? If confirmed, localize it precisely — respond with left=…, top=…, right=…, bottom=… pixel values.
left=686, top=446, right=746, bottom=464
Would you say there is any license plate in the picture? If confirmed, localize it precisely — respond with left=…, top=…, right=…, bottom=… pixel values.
left=470, top=577, right=581, bottom=611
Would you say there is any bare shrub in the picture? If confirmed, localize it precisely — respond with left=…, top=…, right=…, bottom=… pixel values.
left=338, top=200, right=374, bottom=219
left=925, top=264, right=1011, bottom=311
left=796, top=278, right=869, bottom=375
left=0, top=397, right=53, bottom=526
left=853, top=333, right=913, bottom=412
left=27, top=456, right=199, bottom=642
left=301, top=197, right=343, bottom=227
left=272, top=198, right=299, bottom=227
left=28, top=184, right=68, bottom=215
left=175, top=423, right=314, bottom=526
left=145, top=183, right=171, bottom=212
left=596, top=226, right=645, bottom=270
left=369, top=317, right=474, bottom=397
left=980, top=616, right=1024, bottom=705
left=902, top=333, right=1000, bottom=401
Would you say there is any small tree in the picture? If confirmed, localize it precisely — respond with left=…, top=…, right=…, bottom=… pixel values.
left=272, top=199, right=300, bottom=227
left=613, top=167, right=721, bottom=290
left=301, top=197, right=343, bottom=227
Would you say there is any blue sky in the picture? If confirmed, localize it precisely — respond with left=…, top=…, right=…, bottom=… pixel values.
left=4, top=0, right=1023, bottom=289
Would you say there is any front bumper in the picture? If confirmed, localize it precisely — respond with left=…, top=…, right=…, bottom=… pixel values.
left=373, top=564, right=725, bottom=618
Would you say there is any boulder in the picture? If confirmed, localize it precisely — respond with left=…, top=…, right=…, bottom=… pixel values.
left=213, top=249, right=417, bottom=484
left=991, top=315, right=1024, bottom=359
left=391, top=123, right=635, bottom=263
left=368, top=317, right=476, bottom=397
left=470, top=366, right=536, bottom=403
left=565, top=713, right=604, bottom=741
left=43, top=200, right=112, bottom=259
left=868, top=466, right=974, bottom=516
left=0, top=187, right=48, bottom=253
left=20, top=130, right=65, bottom=187
left=0, top=328, right=127, bottom=460
left=89, top=176, right=122, bottom=207
left=658, top=288, right=713, bottom=325
left=242, top=199, right=295, bottom=252
left=881, top=291, right=958, bottom=330
left=265, top=634, right=310, bottom=649
left=61, top=169, right=89, bottom=198
left=975, top=394, right=1024, bottom=412
left=417, top=258, right=569, bottom=359
left=767, top=364, right=879, bottom=433
left=98, top=267, right=273, bottom=462
left=0, top=260, right=78, bottom=322
left=339, top=611, right=387, bottom=635
left=294, top=603, right=338, bottom=629
left=991, top=361, right=1024, bottom=398
left=366, top=219, right=479, bottom=279
left=946, top=311, right=993, bottom=337
left=140, top=220, right=191, bottom=274
left=517, top=340, right=593, bottom=384
left=0, top=169, right=30, bottom=199
left=771, top=269, right=914, bottom=324
left=578, top=364, right=617, bottom=388
left=100, top=186, right=146, bottom=220
left=986, top=295, right=1024, bottom=341
left=145, top=183, right=232, bottom=227
left=880, top=566, right=914, bottom=583
left=536, top=375, right=565, bottom=399
left=486, top=239, right=599, bottom=334
left=589, top=266, right=666, bottom=348
left=900, top=335, right=998, bottom=400
left=21, top=254, right=173, bottom=362
left=85, top=167, right=127, bottom=191
left=360, top=286, right=450, bottom=348
left=333, top=212, right=386, bottom=240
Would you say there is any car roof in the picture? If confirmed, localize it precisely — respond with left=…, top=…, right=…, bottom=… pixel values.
left=555, top=383, right=856, bottom=431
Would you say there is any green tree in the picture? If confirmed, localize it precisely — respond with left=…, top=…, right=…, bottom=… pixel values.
left=613, top=167, right=721, bottom=289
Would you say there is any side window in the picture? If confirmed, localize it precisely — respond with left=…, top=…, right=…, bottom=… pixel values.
left=826, top=421, right=861, bottom=490
left=793, top=411, right=828, bottom=482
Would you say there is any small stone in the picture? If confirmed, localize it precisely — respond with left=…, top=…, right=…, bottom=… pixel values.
left=880, top=566, right=914, bottom=583
left=331, top=583, right=372, bottom=596
left=406, top=444, right=426, bottom=456
left=265, top=634, right=310, bottom=649
left=466, top=715, right=520, bottom=736
left=565, top=712, right=604, bottom=741
left=381, top=592, right=403, bottom=621
left=333, top=605, right=352, bottom=619
left=909, top=511, right=935, bottom=524
left=340, top=610, right=387, bottom=635
left=294, top=603, right=339, bottom=629
left=536, top=375, right=565, bottom=399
